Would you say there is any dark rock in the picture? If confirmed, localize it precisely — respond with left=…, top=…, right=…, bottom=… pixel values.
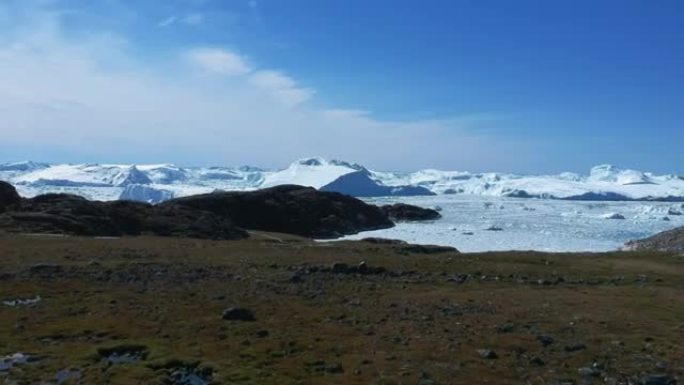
left=447, top=274, right=469, bottom=284
left=496, top=323, right=515, bottom=333
left=361, top=237, right=408, bottom=245
left=537, top=335, right=555, bottom=347
left=564, top=342, right=587, bottom=353
left=379, top=203, right=441, bottom=222
left=578, top=366, right=601, bottom=378
left=530, top=356, right=545, bottom=366
left=0, top=181, right=21, bottom=212
left=642, top=374, right=677, bottom=385
left=331, top=262, right=350, bottom=274
left=550, top=380, right=577, bottom=385
left=164, top=185, right=394, bottom=238
left=476, top=349, right=498, bottom=359
left=221, top=307, right=256, bottom=322
left=324, top=363, right=344, bottom=374
left=254, top=330, right=269, bottom=338
left=29, top=263, right=63, bottom=275
left=418, top=371, right=438, bottom=385
left=400, top=244, right=458, bottom=254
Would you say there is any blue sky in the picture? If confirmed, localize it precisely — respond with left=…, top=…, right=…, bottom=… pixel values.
left=0, top=0, right=682, bottom=173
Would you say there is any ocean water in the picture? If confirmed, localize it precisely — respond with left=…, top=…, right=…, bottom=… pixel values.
left=342, top=196, right=684, bottom=252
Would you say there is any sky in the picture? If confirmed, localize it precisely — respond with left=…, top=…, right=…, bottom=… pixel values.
left=0, top=0, right=682, bottom=174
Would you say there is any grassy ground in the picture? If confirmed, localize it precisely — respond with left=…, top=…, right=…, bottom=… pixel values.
left=1, top=233, right=683, bottom=384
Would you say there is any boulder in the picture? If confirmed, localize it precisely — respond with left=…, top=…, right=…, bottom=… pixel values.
left=222, top=307, right=256, bottom=321
left=379, top=203, right=441, bottom=222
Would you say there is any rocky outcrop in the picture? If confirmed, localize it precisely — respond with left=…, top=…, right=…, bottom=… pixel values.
left=379, top=203, right=441, bottom=222
left=0, top=182, right=394, bottom=240
left=626, top=227, right=684, bottom=252
left=0, top=181, right=21, bottom=212
left=0, top=190, right=246, bottom=240
left=163, top=185, right=394, bottom=238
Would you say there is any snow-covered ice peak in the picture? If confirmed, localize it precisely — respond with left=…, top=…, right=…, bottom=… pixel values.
left=261, top=157, right=361, bottom=189
left=588, top=164, right=653, bottom=185
left=0, top=161, right=49, bottom=172
left=292, top=157, right=364, bottom=171
left=1, top=159, right=683, bottom=202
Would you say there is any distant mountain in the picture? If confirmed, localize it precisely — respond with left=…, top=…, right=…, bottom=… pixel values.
left=1, top=158, right=682, bottom=203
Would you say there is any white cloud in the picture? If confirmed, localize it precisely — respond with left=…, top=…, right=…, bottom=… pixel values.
left=248, top=70, right=314, bottom=106
left=185, top=48, right=252, bottom=76
left=0, top=1, right=514, bottom=170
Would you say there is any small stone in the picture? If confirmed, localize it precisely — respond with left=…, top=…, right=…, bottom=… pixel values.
left=578, top=366, right=600, bottom=377
left=418, top=371, right=437, bottom=385
left=476, top=349, right=498, bottom=359
left=496, top=323, right=515, bottom=333
left=331, top=262, right=349, bottom=274
left=564, top=343, right=587, bottom=353
left=537, top=335, right=555, bottom=347
left=221, top=307, right=256, bottom=321
left=530, top=356, right=545, bottom=366
left=324, top=363, right=343, bottom=373
left=642, top=374, right=677, bottom=385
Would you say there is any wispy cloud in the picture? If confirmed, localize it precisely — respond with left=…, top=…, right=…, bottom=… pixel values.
left=185, top=48, right=252, bottom=76
left=248, top=70, right=314, bottom=106
left=158, top=13, right=205, bottom=28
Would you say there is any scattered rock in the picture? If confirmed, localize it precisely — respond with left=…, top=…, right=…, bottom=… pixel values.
left=641, top=374, right=677, bottom=385
left=530, top=356, right=545, bottom=366
left=578, top=366, right=601, bottom=378
left=418, top=371, right=438, bottom=385
left=485, top=225, right=504, bottom=231
left=222, top=307, right=256, bottom=322
left=361, top=237, right=408, bottom=245
left=3, top=295, right=41, bottom=307
left=254, top=330, right=269, bottom=338
left=564, top=342, right=587, bottom=353
left=550, top=379, right=577, bottom=385
left=537, top=335, right=555, bottom=347
left=399, top=244, right=458, bottom=254
left=331, top=262, right=350, bottom=274
left=98, top=344, right=148, bottom=365
left=0, top=352, right=29, bottom=371
left=496, top=323, right=515, bottom=333
left=476, top=349, right=498, bottom=359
